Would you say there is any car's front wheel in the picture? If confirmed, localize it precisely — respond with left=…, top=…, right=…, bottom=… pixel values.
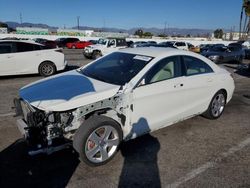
left=38, top=61, right=56, bottom=77
left=203, top=90, right=227, bottom=119
left=92, top=51, right=102, bottom=60
left=73, top=115, right=122, bottom=166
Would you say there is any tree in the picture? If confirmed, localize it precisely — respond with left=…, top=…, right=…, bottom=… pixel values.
left=0, top=22, right=8, bottom=28
left=214, top=29, right=224, bottom=39
left=158, top=33, right=167, bottom=38
left=143, top=32, right=153, bottom=37
left=134, top=29, right=143, bottom=37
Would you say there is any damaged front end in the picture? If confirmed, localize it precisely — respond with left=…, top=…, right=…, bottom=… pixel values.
left=13, top=94, right=125, bottom=155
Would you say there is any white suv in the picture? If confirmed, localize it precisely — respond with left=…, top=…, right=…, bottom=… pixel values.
left=0, top=40, right=67, bottom=76
left=83, top=38, right=127, bottom=59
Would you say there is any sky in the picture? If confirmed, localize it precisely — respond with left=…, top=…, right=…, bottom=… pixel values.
left=0, top=0, right=243, bottom=30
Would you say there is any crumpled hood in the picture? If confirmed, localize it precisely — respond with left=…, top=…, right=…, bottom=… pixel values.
left=19, top=70, right=120, bottom=111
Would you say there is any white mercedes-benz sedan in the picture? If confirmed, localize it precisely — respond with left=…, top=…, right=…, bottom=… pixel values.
left=14, top=47, right=235, bottom=166
left=0, top=40, right=67, bottom=76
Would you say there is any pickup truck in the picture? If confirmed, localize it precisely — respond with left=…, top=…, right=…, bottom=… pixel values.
left=83, top=38, right=128, bottom=59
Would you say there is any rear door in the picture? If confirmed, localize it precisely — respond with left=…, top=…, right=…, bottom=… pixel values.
left=11, top=42, right=42, bottom=74
left=180, top=55, right=216, bottom=118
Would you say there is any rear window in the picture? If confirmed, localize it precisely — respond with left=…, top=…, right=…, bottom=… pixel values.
left=16, top=42, right=34, bottom=52
left=116, top=39, right=127, bottom=47
left=183, top=56, right=213, bottom=76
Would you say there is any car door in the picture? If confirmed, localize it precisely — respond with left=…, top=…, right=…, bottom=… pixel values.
left=102, top=39, right=116, bottom=55
left=12, top=42, right=41, bottom=74
left=180, top=55, right=216, bottom=118
left=130, top=56, right=186, bottom=135
left=0, top=41, right=17, bottom=75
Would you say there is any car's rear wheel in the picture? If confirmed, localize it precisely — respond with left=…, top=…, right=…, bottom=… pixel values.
left=73, top=115, right=122, bottom=166
left=203, top=90, right=226, bottom=119
left=38, top=61, right=56, bottom=77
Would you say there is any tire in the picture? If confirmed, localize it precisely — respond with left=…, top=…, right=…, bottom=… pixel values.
left=92, top=51, right=102, bottom=60
left=203, top=90, right=227, bottom=119
left=38, top=61, right=56, bottom=77
left=73, top=115, right=122, bottom=166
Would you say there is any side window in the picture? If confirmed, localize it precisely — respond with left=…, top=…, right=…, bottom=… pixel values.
left=16, top=42, right=34, bottom=52
left=33, top=44, right=42, bottom=50
left=175, top=42, right=185, bottom=47
left=117, top=39, right=127, bottom=47
left=183, top=56, right=213, bottom=76
left=0, top=42, right=13, bottom=54
left=144, top=56, right=181, bottom=84
left=108, top=39, right=116, bottom=46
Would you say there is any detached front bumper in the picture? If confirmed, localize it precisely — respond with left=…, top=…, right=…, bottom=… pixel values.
left=16, top=119, right=29, bottom=137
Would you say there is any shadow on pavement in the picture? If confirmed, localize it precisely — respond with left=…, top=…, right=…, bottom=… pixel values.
left=0, top=139, right=79, bottom=188
left=235, top=69, right=250, bottom=78
left=119, top=118, right=161, bottom=188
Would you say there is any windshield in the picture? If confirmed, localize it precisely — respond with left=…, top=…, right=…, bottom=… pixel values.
left=97, top=39, right=108, bottom=45
left=81, top=52, right=153, bottom=85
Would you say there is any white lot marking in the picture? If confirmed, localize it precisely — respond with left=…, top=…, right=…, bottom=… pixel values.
left=166, top=137, right=250, bottom=188
left=0, top=112, right=15, bottom=117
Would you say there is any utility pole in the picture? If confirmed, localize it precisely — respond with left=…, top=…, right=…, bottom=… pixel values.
left=77, top=16, right=80, bottom=30
left=164, top=21, right=167, bottom=36
left=19, top=13, right=23, bottom=24
left=103, top=19, right=106, bottom=32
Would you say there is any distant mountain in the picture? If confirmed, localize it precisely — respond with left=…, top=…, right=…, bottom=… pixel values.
left=5, top=21, right=58, bottom=31
left=4, top=21, right=216, bottom=36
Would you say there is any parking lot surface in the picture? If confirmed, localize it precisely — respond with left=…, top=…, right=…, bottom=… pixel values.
left=0, top=49, right=250, bottom=188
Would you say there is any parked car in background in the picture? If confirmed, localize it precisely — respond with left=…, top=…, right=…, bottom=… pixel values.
left=66, top=41, right=92, bottom=49
left=160, top=41, right=191, bottom=50
left=147, top=41, right=157, bottom=44
left=0, top=40, right=67, bottom=76
left=83, top=37, right=128, bottom=59
left=130, top=41, right=147, bottom=48
left=126, top=40, right=134, bottom=47
left=14, top=47, right=234, bottom=166
left=189, top=45, right=200, bottom=53
left=139, top=42, right=177, bottom=49
left=201, top=43, right=245, bottom=64
left=200, top=44, right=225, bottom=53
left=158, top=42, right=177, bottom=48
left=88, top=40, right=98, bottom=44
left=33, top=38, right=57, bottom=49
left=55, top=37, right=80, bottom=48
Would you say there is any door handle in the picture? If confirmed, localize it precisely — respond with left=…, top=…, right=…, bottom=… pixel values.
left=174, top=83, right=184, bottom=88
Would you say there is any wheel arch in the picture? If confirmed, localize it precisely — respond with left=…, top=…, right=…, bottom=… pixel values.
left=38, top=60, right=57, bottom=76
left=84, top=108, right=124, bottom=131
left=39, top=60, right=57, bottom=71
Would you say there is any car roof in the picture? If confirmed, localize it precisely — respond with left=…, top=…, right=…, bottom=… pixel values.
left=119, top=47, right=184, bottom=57
left=0, top=40, right=43, bottom=46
